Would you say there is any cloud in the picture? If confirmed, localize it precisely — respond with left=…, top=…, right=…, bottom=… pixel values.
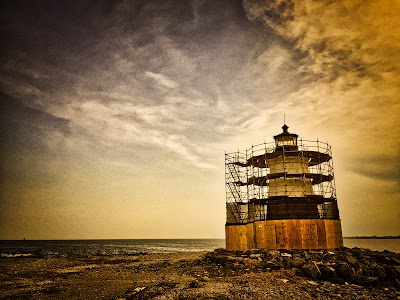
left=1, top=0, right=400, bottom=238
left=2, top=0, right=294, bottom=171
left=243, top=0, right=400, bottom=82
left=241, top=0, right=400, bottom=189
left=59, top=99, right=215, bottom=169
left=349, top=154, right=400, bottom=186
left=145, top=71, right=179, bottom=89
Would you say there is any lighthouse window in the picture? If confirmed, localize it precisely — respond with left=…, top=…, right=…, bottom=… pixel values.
left=276, top=136, right=297, bottom=146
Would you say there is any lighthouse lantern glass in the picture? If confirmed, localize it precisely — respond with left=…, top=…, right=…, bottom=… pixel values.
left=276, top=135, right=297, bottom=147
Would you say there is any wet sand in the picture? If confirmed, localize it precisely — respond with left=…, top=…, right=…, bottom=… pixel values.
left=1, top=251, right=398, bottom=299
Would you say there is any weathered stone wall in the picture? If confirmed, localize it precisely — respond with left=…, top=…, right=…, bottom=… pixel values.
left=225, top=219, right=343, bottom=250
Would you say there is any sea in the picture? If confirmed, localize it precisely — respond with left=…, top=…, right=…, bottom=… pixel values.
left=0, top=239, right=399, bottom=257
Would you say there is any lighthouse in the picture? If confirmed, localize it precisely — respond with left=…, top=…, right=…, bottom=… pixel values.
left=225, top=125, right=343, bottom=250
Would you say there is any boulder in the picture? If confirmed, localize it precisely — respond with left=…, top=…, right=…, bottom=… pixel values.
left=264, top=260, right=281, bottom=270
left=243, top=258, right=262, bottom=267
left=337, top=262, right=355, bottom=279
left=344, top=254, right=358, bottom=266
left=390, top=257, right=400, bottom=265
left=301, top=262, right=321, bottom=279
left=265, top=250, right=280, bottom=258
left=281, top=252, right=293, bottom=258
left=319, top=264, right=336, bottom=280
left=291, top=257, right=306, bottom=268
left=350, top=274, right=380, bottom=287
left=361, top=267, right=375, bottom=277
left=384, top=265, right=398, bottom=280
left=282, top=256, right=293, bottom=269
left=374, top=265, right=387, bottom=281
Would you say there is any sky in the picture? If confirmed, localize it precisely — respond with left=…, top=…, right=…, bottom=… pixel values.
left=0, top=0, right=399, bottom=239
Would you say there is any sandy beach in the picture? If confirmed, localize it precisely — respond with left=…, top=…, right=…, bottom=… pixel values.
left=1, top=249, right=399, bottom=299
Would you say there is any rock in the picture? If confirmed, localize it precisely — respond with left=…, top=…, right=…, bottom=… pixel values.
left=199, top=276, right=209, bottom=282
left=264, top=260, right=281, bottom=270
left=337, top=262, right=355, bottom=279
left=126, top=286, right=146, bottom=297
left=375, top=265, right=387, bottom=281
left=366, top=258, right=376, bottom=266
left=280, top=278, right=289, bottom=284
left=250, top=253, right=262, bottom=259
left=390, top=257, right=400, bottom=265
left=351, top=274, right=380, bottom=287
left=383, top=265, right=398, bottom=281
left=291, top=257, right=306, bottom=268
left=204, top=254, right=228, bottom=266
left=227, top=256, right=244, bottom=262
left=336, top=252, right=345, bottom=262
left=350, top=249, right=364, bottom=259
left=344, top=254, right=358, bottom=266
left=282, top=257, right=293, bottom=269
left=320, top=264, right=336, bottom=280
left=360, top=265, right=375, bottom=277
left=381, top=280, right=396, bottom=288
left=281, top=252, right=293, bottom=258
left=308, top=251, right=322, bottom=261
left=395, top=279, right=400, bottom=289
left=243, top=258, right=262, bottom=267
left=392, top=265, right=400, bottom=276
left=323, top=252, right=337, bottom=263
left=306, top=280, right=319, bottom=286
left=265, top=250, right=280, bottom=258
left=301, top=262, right=321, bottom=279
left=188, top=280, right=199, bottom=288
left=293, top=268, right=303, bottom=276
left=328, top=277, right=346, bottom=284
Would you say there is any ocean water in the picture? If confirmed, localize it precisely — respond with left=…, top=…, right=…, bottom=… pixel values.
left=0, top=238, right=399, bottom=257
left=0, top=239, right=226, bottom=257
left=343, top=238, right=400, bottom=253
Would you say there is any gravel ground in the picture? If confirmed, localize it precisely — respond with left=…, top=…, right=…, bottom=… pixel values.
left=0, top=251, right=398, bottom=299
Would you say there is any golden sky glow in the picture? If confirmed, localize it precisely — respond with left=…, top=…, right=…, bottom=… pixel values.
left=0, top=0, right=399, bottom=239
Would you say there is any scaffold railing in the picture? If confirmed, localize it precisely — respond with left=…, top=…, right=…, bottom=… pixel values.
left=225, top=139, right=339, bottom=224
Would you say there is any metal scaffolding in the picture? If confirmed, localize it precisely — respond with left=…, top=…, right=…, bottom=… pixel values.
left=225, top=138, right=340, bottom=224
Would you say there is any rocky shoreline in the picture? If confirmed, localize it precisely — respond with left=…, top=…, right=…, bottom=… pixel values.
left=206, top=247, right=400, bottom=288
left=0, top=247, right=399, bottom=299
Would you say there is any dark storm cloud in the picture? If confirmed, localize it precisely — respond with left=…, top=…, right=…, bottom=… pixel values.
left=1, top=0, right=286, bottom=165
left=1, top=0, right=247, bottom=104
left=350, top=155, right=400, bottom=186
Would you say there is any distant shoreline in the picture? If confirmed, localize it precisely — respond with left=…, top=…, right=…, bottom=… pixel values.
left=343, top=236, right=400, bottom=239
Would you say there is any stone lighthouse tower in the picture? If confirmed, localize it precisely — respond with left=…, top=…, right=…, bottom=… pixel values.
left=225, top=125, right=343, bottom=250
